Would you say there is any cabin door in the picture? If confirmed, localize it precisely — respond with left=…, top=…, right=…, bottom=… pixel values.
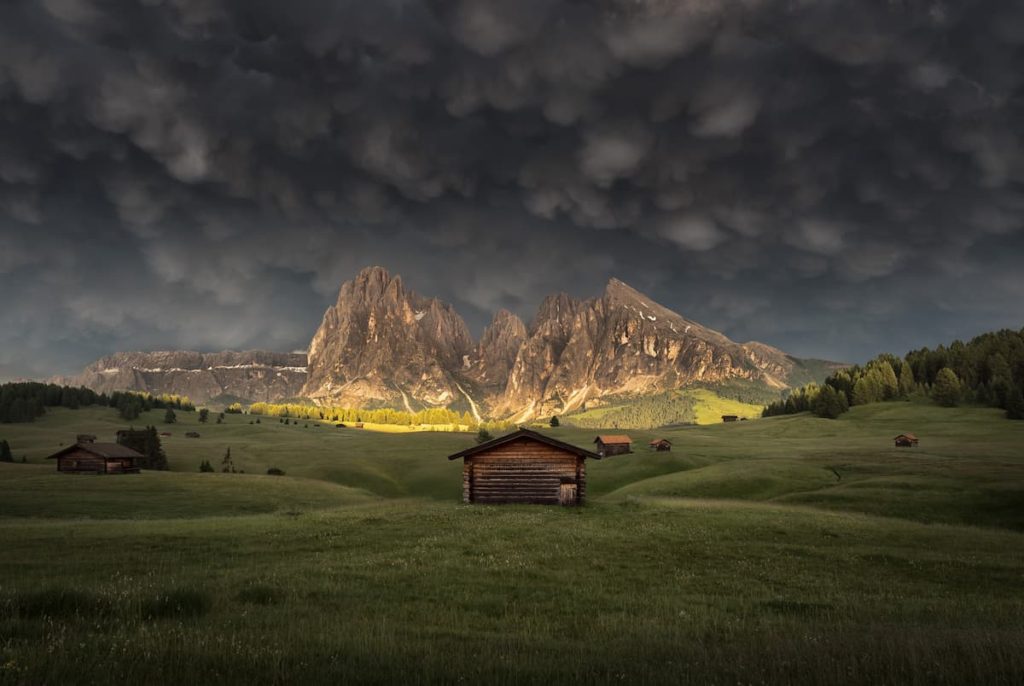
left=558, top=482, right=578, bottom=506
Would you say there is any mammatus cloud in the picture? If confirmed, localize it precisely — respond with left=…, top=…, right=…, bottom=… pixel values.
left=0, top=0, right=1022, bottom=379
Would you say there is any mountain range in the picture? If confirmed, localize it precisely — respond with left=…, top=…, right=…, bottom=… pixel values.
left=57, top=266, right=841, bottom=420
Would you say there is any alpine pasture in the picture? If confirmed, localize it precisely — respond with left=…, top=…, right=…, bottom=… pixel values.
left=1, top=402, right=1023, bottom=684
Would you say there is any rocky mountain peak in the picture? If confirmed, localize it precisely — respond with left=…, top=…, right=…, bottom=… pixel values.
left=303, top=267, right=472, bottom=408
left=465, top=309, right=528, bottom=393
left=530, top=292, right=582, bottom=334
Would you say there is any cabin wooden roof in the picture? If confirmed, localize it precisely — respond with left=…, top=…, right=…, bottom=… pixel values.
left=46, top=442, right=143, bottom=460
left=648, top=438, right=672, bottom=445
left=594, top=434, right=632, bottom=445
left=894, top=433, right=918, bottom=440
left=448, top=429, right=601, bottom=460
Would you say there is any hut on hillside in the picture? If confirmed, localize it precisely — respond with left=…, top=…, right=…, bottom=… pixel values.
left=894, top=433, right=919, bottom=447
left=448, top=429, right=600, bottom=505
left=46, top=437, right=142, bottom=474
left=648, top=438, right=672, bottom=452
left=594, top=435, right=632, bottom=456
left=721, top=415, right=739, bottom=423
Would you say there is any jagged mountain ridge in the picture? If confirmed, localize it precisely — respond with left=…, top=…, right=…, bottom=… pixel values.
left=54, top=350, right=308, bottom=404
left=301, top=266, right=837, bottom=419
left=62, top=267, right=838, bottom=416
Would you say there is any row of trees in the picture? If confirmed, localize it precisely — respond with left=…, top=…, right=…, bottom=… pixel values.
left=0, top=382, right=194, bottom=424
left=763, top=328, right=1024, bottom=420
left=248, top=401, right=513, bottom=432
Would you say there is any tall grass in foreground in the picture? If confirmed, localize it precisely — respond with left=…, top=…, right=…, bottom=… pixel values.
left=1, top=500, right=1022, bottom=685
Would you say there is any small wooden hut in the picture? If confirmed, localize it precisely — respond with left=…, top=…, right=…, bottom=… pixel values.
left=894, top=433, right=919, bottom=447
left=448, top=429, right=600, bottom=505
left=46, top=439, right=142, bottom=474
left=593, top=435, right=632, bottom=456
left=721, top=415, right=739, bottom=423
left=648, top=438, right=672, bottom=452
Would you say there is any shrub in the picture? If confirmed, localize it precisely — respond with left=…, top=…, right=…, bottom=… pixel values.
left=266, top=467, right=285, bottom=476
left=199, top=460, right=214, bottom=473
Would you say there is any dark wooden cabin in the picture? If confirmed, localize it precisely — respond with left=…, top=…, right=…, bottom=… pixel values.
left=648, top=438, right=672, bottom=452
left=593, top=434, right=632, bottom=456
left=448, top=429, right=600, bottom=505
left=721, top=415, right=739, bottom=423
left=894, top=433, right=919, bottom=447
left=47, top=440, right=142, bottom=474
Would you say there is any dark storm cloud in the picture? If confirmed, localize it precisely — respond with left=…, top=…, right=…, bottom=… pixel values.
left=1, top=0, right=1023, bottom=378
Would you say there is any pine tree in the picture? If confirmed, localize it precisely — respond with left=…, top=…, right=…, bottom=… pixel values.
left=164, top=408, right=177, bottom=424
left=932, top=367, right=962, bottom=407
left=1006, top=387, right=1024, bottom=420
left=812, top=386, right=849, bottom=419
left=475, top=428, right=493, bottom=444
left=198, top=408, right=209, bottom=423
left=221, top=447, right=234, bottom=473
left=898, top=362, right=916, bottom=398
left=550, top=416, right=560, bottom=427
left=0, top=440, right=13, bottom=463
left=876, top=361, right=899, bottom=400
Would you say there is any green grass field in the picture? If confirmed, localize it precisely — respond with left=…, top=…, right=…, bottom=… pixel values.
left=1, top=401, right=1023, bottom=684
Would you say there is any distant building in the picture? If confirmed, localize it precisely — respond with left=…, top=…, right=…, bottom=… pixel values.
left=448, top=428, right=600, bottom=505
left=46, top=438, right=141, bottom=474
left=648, top=438, right=672, bottom=452
left=721, top=415, right=739, bottom=422
left=593, top=435, right=632, bottom=456
left=894, top=433, right=919, bottom=447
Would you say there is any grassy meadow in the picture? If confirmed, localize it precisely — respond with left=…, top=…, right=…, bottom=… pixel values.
left=1, top=401, right=1023, bottom=683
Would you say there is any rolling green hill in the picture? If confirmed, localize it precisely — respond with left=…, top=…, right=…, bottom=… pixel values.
left=1, top=401, right=1023, bottom=683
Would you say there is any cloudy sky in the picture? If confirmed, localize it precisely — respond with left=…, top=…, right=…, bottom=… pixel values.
left=1, top=0, right=1023, bottom=380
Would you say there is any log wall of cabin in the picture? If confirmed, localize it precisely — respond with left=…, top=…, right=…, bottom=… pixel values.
left=105, top=459, right=139, bottom=474
left=56, top=449, right=107, bottom=473
left=465, top=440, right=585, bottom=505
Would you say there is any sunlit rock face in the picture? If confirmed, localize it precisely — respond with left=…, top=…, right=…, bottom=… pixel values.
left=495, top=278, right=808, bottom=421
left=303, top=266, right=474, bottom=410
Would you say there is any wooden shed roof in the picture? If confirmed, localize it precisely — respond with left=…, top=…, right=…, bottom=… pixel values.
left=894, top=433, right=918, bottom=440
left=46, top=442, right=144, bottom=460
left=594, top=434, right=632, bottom=445
left=648, top=438, right=672, bottom=445
left=448, top=429, right=601, bottom=460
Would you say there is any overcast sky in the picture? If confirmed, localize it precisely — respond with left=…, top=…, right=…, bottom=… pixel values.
left=1, top=0, right=1023, bottom=380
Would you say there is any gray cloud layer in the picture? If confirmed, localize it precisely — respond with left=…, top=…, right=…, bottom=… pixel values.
left=1, top=0, right=1023, bottom=379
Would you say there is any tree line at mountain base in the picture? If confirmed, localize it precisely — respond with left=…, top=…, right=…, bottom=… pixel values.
left=0, top=382, right=194, bottom=424
left=764, top=328, right=1024, bottom=420
left=247, top=402, right=513, bottom=433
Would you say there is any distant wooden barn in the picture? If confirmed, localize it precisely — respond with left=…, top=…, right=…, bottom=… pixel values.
left=721, top=415, right=739, bottom=423
left=46, top=439, right=142, bottom=474
left=894, top=433, right=919, bottom=447
left=594, top=435, right=632, bottom=457
left=448, top=429, right=600, bottom=505
left=648, top=438, right=672, bottom=452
